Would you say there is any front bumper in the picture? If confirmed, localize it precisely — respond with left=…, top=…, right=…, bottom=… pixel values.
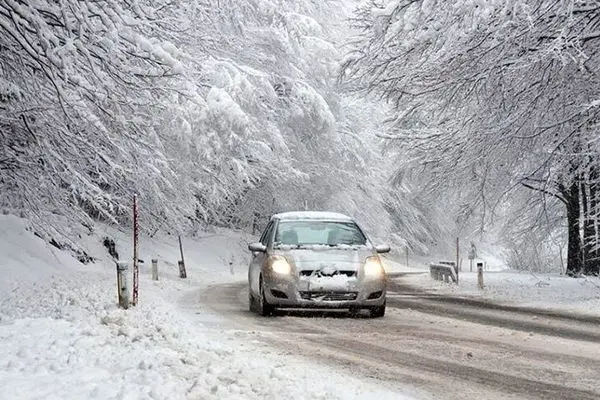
left=263, top=273, right=386, bottom=309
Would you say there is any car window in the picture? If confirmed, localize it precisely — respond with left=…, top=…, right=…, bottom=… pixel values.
left=274, top=220, right=367, bottom=247
left=260, top=221, right=275, bottom=246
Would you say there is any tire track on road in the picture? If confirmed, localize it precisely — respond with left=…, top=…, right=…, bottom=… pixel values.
left=194, top=281, right=600, bottom=400
left=386, top=281, right=600, bottom=342
left=305, top=336, right=600, bottom=400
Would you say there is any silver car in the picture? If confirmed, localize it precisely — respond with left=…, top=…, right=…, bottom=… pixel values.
left=247, top=211, right=390, bottom=318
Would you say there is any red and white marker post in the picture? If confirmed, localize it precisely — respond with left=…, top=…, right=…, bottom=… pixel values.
left=132, top=194, right=139, bottom=306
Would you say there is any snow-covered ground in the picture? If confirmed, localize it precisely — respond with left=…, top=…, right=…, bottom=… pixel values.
left=0, top=215, right=412, bottom=400
left=3, top=213, right=599, bottom=400
left=406, top=270, right=600, bottom=316
left=382, top=254, right=600, bottom=317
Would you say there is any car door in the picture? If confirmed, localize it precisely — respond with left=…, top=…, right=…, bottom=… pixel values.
left=249, top=220, right=275, bottom=295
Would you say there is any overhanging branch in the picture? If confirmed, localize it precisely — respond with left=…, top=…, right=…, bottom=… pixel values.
left=521, top=179, right=567, bottom=205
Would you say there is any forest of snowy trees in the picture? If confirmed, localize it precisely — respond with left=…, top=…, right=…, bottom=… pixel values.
left=1, top=0, right=598, bottom=275
left=343, top=0, right=600, bottom=276
left=0, top=0, right=434, bottom=253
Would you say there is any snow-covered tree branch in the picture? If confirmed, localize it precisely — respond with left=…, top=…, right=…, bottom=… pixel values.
left=342, top=0, right=600, bottom=274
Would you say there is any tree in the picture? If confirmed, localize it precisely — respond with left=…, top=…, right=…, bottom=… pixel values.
left=2, top=0, right=415, bottom=254
left=0, top=0, right=197, bottom=240
left=342, top=0, right=600, bottom=275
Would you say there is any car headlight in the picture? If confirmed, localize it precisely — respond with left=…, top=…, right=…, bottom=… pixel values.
left=364, top=256, right=384, bottom=276
left=268, top=255, right=292, bottom=275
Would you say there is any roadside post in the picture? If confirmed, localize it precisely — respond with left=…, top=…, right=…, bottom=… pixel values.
left=178, top=235, right=187, bottom=279
left=477, top=261, right=484, bottom=289
left=178, top=261, right=187, bottom=278
left=116, top=261, right=130, bottom=309
left=132, top=194, right=139, bottom=306
left=455, top=237, right=460, bottom=283
left=151, top=259, right=159, bottom=281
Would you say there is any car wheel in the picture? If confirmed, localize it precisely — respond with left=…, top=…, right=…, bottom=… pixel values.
left=258, top=276, right=275, bottom=317
left=370, top=300, right=386, bottom=318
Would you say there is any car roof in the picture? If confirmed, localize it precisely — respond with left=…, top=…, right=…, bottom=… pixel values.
left=271, top=211, right=354, bottom=222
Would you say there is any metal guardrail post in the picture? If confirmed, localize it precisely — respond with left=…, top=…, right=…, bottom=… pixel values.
left=429, top=263, right=457, bottom=284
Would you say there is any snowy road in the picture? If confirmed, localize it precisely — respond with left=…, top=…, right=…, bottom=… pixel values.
left=191, top=278, right=600, bottom=400
left=6, top=215, right=599, bottom=399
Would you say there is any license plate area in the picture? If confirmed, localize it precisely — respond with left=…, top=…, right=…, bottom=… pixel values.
left=298, top=275, right=357, bottom=292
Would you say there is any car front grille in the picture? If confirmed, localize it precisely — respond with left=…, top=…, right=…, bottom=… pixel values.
left=299, top=291, right=358, bottom=301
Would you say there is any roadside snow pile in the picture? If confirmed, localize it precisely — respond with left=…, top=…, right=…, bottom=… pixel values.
left=380, top=242, right=599, bottom=317
left=406, top=270, right=600, bottom=316
left=0, top=215, right=412, bottom=400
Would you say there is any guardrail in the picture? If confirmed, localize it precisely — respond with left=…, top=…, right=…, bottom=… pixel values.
left=429, top=263, right=457, bottom=283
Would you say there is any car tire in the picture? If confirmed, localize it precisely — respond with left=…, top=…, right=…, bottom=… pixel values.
left=370, top=300, right=386, bottom=318
left=258, top=276, right=275, bottom=317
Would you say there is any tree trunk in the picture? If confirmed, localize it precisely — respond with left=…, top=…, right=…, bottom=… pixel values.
left=565, top=180, right=583, bottom=276
left=582, top=168, right=600, bottom=276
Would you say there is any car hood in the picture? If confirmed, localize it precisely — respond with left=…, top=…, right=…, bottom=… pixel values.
left=272, top=246, right=374, bottom=271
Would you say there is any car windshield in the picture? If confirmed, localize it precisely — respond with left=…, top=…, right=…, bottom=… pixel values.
left=274, top=220, right=367, bottom=248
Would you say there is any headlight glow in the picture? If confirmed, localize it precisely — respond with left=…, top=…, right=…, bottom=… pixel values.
left=269, top=256, right=292, bottom=275
left=364, top=256, right=384, bottom=276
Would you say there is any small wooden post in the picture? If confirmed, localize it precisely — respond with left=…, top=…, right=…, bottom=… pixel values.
left=116, top=261, right=130, bottom=309
left=477, top=262, right=484, bottom=289
left=178, top=261, right=187, bottom=279
left=178, top=235, right=187, bottom=278
left=405, top=246, right=409, bottom=269
left=151, top=259, right=159, bottom=281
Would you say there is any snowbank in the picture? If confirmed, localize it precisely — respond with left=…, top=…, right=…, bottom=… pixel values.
left=0, top=215, right=412, bottom=400
left=381, top=245, right=600, bottom=317
left=405, top=270, right=600, bottom=317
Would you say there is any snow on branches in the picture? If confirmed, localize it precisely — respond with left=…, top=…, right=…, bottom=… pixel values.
left=343, top=0, right=600, bottom=274
left=0, top=0, right=403, bottom=254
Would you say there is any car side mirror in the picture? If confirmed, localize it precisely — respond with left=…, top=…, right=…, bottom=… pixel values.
left=248, top=242, right=267, bottom=253
left=375, top=245, right=391, bottom=254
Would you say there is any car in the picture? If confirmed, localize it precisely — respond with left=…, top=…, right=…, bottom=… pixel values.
left=247, top=211, right=390, bottom=318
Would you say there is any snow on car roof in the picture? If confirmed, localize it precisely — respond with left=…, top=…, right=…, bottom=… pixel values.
left=271, top=211, right=354, bottom=221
